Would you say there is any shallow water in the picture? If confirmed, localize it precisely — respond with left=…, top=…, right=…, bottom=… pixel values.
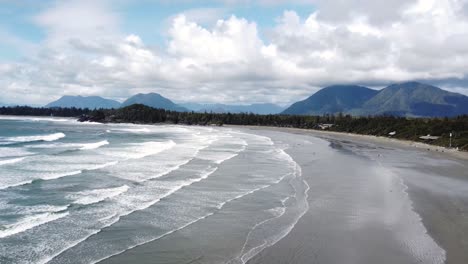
left=0, top=117, right=307, bottom=264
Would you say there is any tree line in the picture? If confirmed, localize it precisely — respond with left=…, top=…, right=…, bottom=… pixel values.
left=1, top=104, right=467, bottom=151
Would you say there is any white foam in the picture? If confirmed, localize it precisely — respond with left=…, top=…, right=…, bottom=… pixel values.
left=0, top=160, right=120, bottom=190
left=28, top=140, right=109, bottom=151
left=40, top=166, right=220, bottom=264
left=129, top=141, right=176, bottom=159
left=89, top=161, right=119, bottom=170
left=69, top=185, right=130, bottom=205
left=3, top=132, right=65, bottom=144
left=110, top=128, right=151, bottom=133
left=80, top=140, right=109, bottom=150
left=197, top=143, right=247, bottom=164
left=4, top=204, right=69, bottom=217
left=0, top=148, right=34, bottom=158
left=20, top=205, right=69, bottom=214
left=0, top=180, right=35, bottom=190
left=0, top=212, right=69, bottom=238
left=29, top=118, right=71, bottom=122
left=41, top=170, right=83, bottom=181
left=104, top=140, right=176, bottom=160
left=0, top=116, right=72, bottom=123
left=266, top=207, right=286, bottom=217
left=0, top=157, right=25, bottom=166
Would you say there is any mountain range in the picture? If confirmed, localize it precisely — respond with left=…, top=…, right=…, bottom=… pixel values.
left=40, top=81, right=468, bottom=117
left=283, top=82, right=468, bottom=117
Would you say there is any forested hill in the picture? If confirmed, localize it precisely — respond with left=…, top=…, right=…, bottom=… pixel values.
left=1, top=104, right=468, bottom=151
left=282, top=82, right=468, bottom=117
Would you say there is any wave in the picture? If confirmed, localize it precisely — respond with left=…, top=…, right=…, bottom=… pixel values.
left=0, top=160, right=120, bottom=190
left=0, top=148, right=34, bottom=158
left=29, top=118, right=71, bottom=122
left=197, top=145, right=247, bottom=165
left=109, top=128, right=151, bottom=133
left=80, top=140, right=109, bottom=150
left=0, top=171, right=81, bottom=190
left=0, top=162, right=120, bottom=190
left=104, top=140, right=176, bottom=160
left=41, top=170, right=83, bottom=181
left=0, top=212, right=69, bottom=239
left=0, top=116, right=71, bottom=122
left=129, top=141, right=176, bottom=159
left=1, top=133, right=65, bottom=144
left=0, top=157, right=26, bottom=166
left=68, top=185, right=130, bottom=206
left=42, top=166, right=220, bottom=264
left=89, top=161, right=119, bottom=170
left=27, top=140, right=109, bottom=151
left=90, top=212, right=215, bottom=264
left=17, top=205, right=69, bottom=215
left=238, top=164, right=309, bottom=264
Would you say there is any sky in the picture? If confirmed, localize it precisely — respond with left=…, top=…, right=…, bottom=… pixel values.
left=1, top=0, right=468, bottom=106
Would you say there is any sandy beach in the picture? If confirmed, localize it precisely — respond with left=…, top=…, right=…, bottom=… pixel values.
left=90, top=125, right=468, bottom=264
left=241, top=126, right=468, bottom=264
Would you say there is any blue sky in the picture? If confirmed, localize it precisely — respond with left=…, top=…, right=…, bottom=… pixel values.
left=1, top=0, right=468, bottom=105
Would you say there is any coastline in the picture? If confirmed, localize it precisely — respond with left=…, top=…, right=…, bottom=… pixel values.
left=241, top=126, right=468, bottom=264
left=229, top=125, right=468, bottom=161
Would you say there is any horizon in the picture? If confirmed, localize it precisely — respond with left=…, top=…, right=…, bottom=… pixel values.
left=2, top=80, right=465, bottom=108
left=2, top=0, right=468, bottom=106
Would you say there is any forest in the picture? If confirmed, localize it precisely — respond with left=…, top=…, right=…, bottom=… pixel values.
left=1, top=104, right=467, bottom=151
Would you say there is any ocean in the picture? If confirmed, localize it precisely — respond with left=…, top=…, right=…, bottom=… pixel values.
left=0, top=116, right=308, bottom=264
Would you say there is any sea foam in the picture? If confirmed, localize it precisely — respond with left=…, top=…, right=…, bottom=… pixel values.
left=79, top=140, right=109, bottom=150
left=68, top=185, right=130, bottom=205
left=0, top=157, right=26, bottom=166
left=2, top=133, right=66, bottom=144
left=0, top=212, right=69, bottom=238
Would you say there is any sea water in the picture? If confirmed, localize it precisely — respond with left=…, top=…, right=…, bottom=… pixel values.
left=0, top=116, right=308, bottom=264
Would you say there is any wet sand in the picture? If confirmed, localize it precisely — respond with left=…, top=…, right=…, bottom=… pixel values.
left=243, top=127, right=468, bottom=264
left=100, top=126, right=468, bottom=264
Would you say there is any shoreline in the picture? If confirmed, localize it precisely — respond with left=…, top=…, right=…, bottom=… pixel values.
left=1, top=114, right=466, bottom=160
left=241, top=126, right=468, bottom=264
left=229, top=125, right=468, bottom=161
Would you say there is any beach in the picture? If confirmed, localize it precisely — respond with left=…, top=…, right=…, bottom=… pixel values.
left=97, top=125, right=468, bottom=264
left=242, top=127, right=468, bottom=264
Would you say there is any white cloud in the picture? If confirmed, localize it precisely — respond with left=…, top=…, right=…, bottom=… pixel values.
left=1, top=0, right=468, bottom=106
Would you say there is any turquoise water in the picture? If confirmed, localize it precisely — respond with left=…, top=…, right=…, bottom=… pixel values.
left=0, top=116, right=308, bottom=264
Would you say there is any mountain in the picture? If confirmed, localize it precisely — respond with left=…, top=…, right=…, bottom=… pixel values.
left=181, top=103, right=285, bottom=115
left=46, top=96, right=121, bottom=109
left=121, top=93, right=188, bottom=112
left=283, top=82, right=468, bottom=117
left=360, top=82, right=468, bottom=117
left=282, top=85, right=378, bottom=115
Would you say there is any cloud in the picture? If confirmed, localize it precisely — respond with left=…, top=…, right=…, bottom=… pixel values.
left=1, top=0, right=468, bottom=106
